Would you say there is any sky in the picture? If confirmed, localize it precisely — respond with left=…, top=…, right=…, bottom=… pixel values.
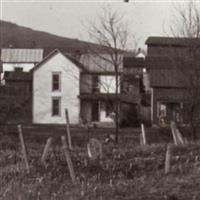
left=0, top=0, right=190, bottom=49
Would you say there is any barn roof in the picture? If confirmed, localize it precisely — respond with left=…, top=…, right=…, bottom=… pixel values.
left=1, top=48, right=43, bottom=63
left=146, top=37, right=200, bottom=47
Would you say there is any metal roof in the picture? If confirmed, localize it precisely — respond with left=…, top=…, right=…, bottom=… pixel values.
left=1, top=48, right=43, bottom=63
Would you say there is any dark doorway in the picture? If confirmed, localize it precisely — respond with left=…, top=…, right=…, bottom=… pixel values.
left=92, top=101, right=99, bottom=121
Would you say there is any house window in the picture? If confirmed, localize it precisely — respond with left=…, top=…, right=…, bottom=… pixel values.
left=52, top=72, right=61, bottom=91
left=52, top=97, right=61, bottom=116
left=100, top=75, right=119, bottom=93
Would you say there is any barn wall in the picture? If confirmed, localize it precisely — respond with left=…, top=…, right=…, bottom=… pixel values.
left=147, top=46, right=188, bottom=57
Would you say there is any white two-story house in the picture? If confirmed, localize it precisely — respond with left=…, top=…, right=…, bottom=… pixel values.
left=32, top=49, right=82, bottom=124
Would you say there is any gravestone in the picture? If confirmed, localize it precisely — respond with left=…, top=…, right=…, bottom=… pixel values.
left=87, top=138, right=103, bottom=160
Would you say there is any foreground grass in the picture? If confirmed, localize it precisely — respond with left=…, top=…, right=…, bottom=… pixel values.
left=0, top=132, right=200, bottom=200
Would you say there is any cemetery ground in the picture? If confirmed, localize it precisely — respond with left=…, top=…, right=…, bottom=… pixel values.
left=1, top=125, right=200, bottom=200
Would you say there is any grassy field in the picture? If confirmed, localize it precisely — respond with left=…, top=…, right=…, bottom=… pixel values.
left=0, top=126, right=200, bottom=200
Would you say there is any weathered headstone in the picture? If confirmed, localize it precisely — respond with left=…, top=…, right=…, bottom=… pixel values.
left=87, top=138, right=103, bottom=160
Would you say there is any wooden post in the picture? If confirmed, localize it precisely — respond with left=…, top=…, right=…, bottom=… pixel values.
left=61, top=136, right=75, bottom=183
left=65, top=109, right=72, bottom=150
left=17, top=125, right=30, bottom=173
left=170, top=121, right=178, bottom=145
left=41, top=137, right=53, bottom=166
left=170, top=121, right=184, bottom=145
left=165, top=144, right=171, bottom=174
left=141, top=123, right=147, bottom=145
left=175, top=127, right=184, bottom=145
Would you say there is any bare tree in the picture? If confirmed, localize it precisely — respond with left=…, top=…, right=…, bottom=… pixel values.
left=83, top=5, right=133, bottom=143
left=171, top=1, right=200, bottom=38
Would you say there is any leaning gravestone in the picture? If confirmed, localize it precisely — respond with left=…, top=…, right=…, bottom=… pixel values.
left=87, top=138, right=103, bottom=160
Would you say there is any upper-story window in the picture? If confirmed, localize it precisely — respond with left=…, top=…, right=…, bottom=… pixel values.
left=100, top=75, right=118, bottom=93
left=52, top=72, right=61, bottom=91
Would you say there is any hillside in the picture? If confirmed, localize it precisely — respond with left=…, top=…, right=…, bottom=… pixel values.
left=0, top=20, right=104, bottom=56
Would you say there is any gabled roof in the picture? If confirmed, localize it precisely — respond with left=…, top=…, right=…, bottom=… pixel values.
left=146, top=37, right=200, bottom=47
left=1, top=48, right=43, bottom=63
left=32, top=49, right=88, bottom=72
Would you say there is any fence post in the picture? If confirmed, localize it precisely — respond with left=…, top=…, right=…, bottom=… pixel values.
left=65, top=109, right=72, bottom=150
left=41, top=137, right=53, bottom=166
left=165, top=144, right=171, bottom=174
left=17, top=124, right=30, bottom=173
left=61, top=136, right=75, bottom=183
left=141, top=123, right=147, bottom=145
left=170, top=121, right=178, bottom=145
